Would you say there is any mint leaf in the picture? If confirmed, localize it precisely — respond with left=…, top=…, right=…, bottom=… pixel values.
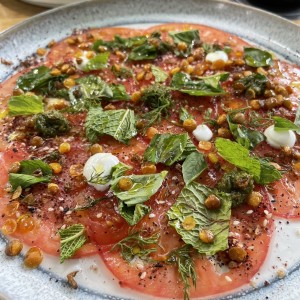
left=85, top=107, right=137, bottom=144
left=110, top=171, right=168, bottom=206
left=244, top=47, right=273, bottom=67
left=118, top=202, right=151, bottom=225
left=169, top=30, right=200, bottom=57
left=59, top=224, right=87, bottom=263
left=215, top=138, right=261, bottom=178
left=182, top=152, right=207, bottom=185
left=144, top=133, right=190, bottom=166
left=151, top=65, right=168, bottom=83
left=129, top=44, right=157, bottom=60
left=16, top=66, right=54, bottom=91
left=83, top=52, right=109, bottom=71
left=215, top=138, right=282, bottom=184
left=227, top=112, right=264, bottom=149
left=9, top=159, right=52, bottom=190
left=110, top=84, right=130, bottom=100
left=167, top=182, right=231, bottom=255
left=93, top=35, right=147, bottom=51
left=179, top=107, right=193, bottom=122
left=8, top=94, right=44, bottom=116
left=273, top=116, right=300, bottom=132
left=171, top=72, right=229, bottom=96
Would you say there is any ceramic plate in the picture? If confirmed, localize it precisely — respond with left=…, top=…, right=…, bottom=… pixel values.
left=1, top=1, right=300, bottom=299
left=20, top=0, right=84, bottom=8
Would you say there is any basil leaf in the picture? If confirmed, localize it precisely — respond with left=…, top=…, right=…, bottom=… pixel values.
left=110, top=84, right=130, bottom=100
left=215, top=138, right=282, bottom=184
left=93, top=35, right=147, bottom=51
left=83, top=52, right=109, bottom=71
left=110, top=171, right=168, bottom=206
left=16, top=66, right=54, bottom=92
left=167, top=182, right=231, bottom=255
left=128, top=44, right=157, bottom=60
left=273, top=116, right=300, bottom=132
left=227, top=113, right=264, bottom=149
left=171, top=72, right=229, bottom=96
left=151, top=65, right=168, bottom=83
left=9, top=159, right=52, bottom=190
left=85, top=107, right=137, bottom=144
left=182, top=152, right=207, bottom=185
left=237, top=73, right=268, bottom=96
left=144, top=133, right=189, bottom=166
left=118, top=202, right=151, bottom=225
left=59, top=224, right=87, bottom=263
left=169, top=30, right=200, bottom=57
left=179, top=107, right=193, bottom=122
left=8, top=94, right=44, bottom=116
left=244, top=47, right=273, bottom=67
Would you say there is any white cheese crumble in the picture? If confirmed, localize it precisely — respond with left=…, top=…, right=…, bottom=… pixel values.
left=205, top=50, right=228, bottom=63
left=192, top=124, right=213, bottom=141
left=264, top=125, right=296, bottom=149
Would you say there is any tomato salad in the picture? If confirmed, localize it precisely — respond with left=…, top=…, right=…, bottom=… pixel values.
left=0, top=23, right=300, bottom=299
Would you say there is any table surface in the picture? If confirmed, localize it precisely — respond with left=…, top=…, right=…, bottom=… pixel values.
left=0, top=0, right=299, bottom=33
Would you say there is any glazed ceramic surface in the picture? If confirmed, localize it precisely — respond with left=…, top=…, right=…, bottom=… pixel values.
left=0, top=1, right=300, bottom=299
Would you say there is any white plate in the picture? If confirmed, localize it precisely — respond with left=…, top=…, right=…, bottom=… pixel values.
left=20, top=0, right=85, bottom=8
left=1, top=0, right=300, bottom=299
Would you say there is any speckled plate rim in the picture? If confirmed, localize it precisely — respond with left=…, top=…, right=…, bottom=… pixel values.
left=0, top=0, right=300, bottom=299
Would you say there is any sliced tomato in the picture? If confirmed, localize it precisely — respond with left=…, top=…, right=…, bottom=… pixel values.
left=100, top=186, right=273, bottom=298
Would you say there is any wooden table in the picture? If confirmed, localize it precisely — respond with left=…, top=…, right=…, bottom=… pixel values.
left=0, top=0, right=299, bottom=33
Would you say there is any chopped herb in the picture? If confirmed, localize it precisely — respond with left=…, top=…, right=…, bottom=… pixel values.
left=202, top=43, right=222, bottom=54
left=74, top=196, right=109, bottom=211
left=59, top=224, right=87, bottom=263
left=111, top=231, right=159, bottom=262
left=167, top=245, right=197, bottom=300
left=112, top=65, right=133, bottom=79
left=34, top=111, right=70, bottom=137
left=179, top=107, right=193, bottom=122
left=237, top=73, right=268, bottom=96
left=8, top=94, right=44, bottom=116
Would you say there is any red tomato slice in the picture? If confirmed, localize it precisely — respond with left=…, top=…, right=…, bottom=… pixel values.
left=100, top=187, right=273, bottom=298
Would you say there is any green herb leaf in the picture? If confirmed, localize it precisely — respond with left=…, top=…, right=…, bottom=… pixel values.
left=202, top=43, right=222, bottom=54
left=215, top=138, right=260, bottom=177
left=59, top=224, right=87, bottom=263
left=112, top=65, right=133, bottom=79
left=34, top=111, right=70, bottom=137
left=151, top=65, right=168, bottom=83
left=83, top=52, right=110, bottom=71
left=74, top=196, right=109, bottom=211
left=182, top=152, right=207, bottom=185
left=171, top=72, right=229, bottom=96
left=111, top=231, right=159, bottom=262
left=144, top=133, right=190, bottom=166
left=237, top=73, right=268, bottom=96
left=169, top=30, right=200, bottom=57
left=16, top=66, right=54, bottom=92
left=215, top=138, right=282, bottom=184
left=167, top=245, right=197, bottom=300
left=244, top=47, right=273, bottom=67
left=9, top=159, right=52, bottom=190
left=111, top=171, right=168, bottom=206
left=118, top=202, right=151, bottom=225
left=129, top=43, right=157, bottom=60
left=167, top=182, right=231, bottom=255
left=93, top=35, right=147, bottom=51
left=85, top=107, right=137, bottom=144
left=273, top=116, right=300, bottom=132
left=227, top=112, right=264, bottom=149
left=255, top=158, right=282, bottom=185
left=179, top=107, right=193, bottom=122
left=110, top=84, right=130, bottom=100
left=8, top=94, right=44, bottom=116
